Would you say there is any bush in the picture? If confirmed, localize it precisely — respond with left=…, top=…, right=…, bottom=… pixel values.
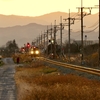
left=85, top=52, right=98, bottom=67
left=15, top=66, right=100, bottom=100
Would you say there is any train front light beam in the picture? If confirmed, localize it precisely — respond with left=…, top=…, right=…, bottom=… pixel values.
left=35, top=50, right=39, bottom=54
left=30, top=50, right=40, bottom=55
left=30, top=51, right=34, bottom=54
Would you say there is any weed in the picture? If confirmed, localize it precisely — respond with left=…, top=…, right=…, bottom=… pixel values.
left=15, top=64, right=100, bottom=100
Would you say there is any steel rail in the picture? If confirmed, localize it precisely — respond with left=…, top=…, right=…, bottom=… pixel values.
left=40, top=57, right=100, bottom=76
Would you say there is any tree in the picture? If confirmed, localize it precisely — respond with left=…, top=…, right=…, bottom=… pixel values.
left=0, top=39, right=19, bottom=57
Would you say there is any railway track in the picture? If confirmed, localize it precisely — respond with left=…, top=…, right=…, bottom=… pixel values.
left=40, top=57, right=100, bottom=76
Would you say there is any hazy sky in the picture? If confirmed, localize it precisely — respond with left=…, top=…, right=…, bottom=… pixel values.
left=0, top=0, right=99, bottom=16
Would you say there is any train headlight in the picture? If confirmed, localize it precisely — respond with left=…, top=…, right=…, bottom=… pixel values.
left=30, top=50, right=34, bottom=54
left=35, top=50, right=39, bottom=54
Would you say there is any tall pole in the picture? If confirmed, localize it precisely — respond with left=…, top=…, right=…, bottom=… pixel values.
left=60, top=16, right=63, bottom=57
left=47, top=26, right=49, bottom=55
left=99, top=0, right=100, bottom=66
left=77, top=0, right=96, bottom=65
left=68, top=9, right=71, bottom=62
left=63, top=10, right=75, bottom=62
left=51, top=23, right=53, bottom=54
left=85, top=35, right=87, bottom=47
left=44, top=32, right=45, bottom=51
left=39, top=35, right=40, bottom=47
left=41, top=31, right=42, bottom=49
left=54, top=20, right=56, bottom=59
left=81, top=0, right=84, bottom=65
left=37, top=37, right=38, bottom=46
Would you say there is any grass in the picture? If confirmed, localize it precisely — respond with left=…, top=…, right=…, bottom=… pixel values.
left=0, top=61, right=4, bottom=66
left=41, top=66, right=57, bottom=74
left=15, top=61, right=100, bottom=100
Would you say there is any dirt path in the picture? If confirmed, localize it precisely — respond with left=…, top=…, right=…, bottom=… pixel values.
left=0, top=58, right=17, bottom=100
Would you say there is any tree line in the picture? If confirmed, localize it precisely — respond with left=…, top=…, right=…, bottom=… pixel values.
left=0, top=39, right=19, bottom=57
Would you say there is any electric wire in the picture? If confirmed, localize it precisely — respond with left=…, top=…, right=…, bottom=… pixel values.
left=71, top=12, right=79, bottom=18
left=84, top=25, right=99, bottom=33
left=86, top=20, right=99, bottom=28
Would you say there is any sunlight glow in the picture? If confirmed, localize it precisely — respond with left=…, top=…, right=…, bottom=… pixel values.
left=0, top=0, right=99, bottom=16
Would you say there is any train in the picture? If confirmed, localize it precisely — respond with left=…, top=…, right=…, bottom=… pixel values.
left=20, top=45, right=41, bottom=57
left=29, top=46, right=40, bottom=57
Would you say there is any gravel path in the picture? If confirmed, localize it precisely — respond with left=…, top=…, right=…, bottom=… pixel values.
left=0, top=58, right=17, bottom=100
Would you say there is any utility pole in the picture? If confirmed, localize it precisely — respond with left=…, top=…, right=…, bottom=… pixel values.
left=77, top=0, right=96, bottom=65
left=41, top=31, right=42, bottom=49
left=43, top=26, right=50, bottom=56
left=50, top=23, right=53, bottom=54
left=60, top=16, right=63, bottom=57
left=39, top=35, right=40, bottom=47
left=99, top=0, right=100, bottom=66
left=37, top=37, right=39, bottom=46
left=85, top=35, right=87, bottom=47
left=81, top=0, right=84, bottom=65
left=54, top=20, right=57, bottom=59
left=46, top=26, right=49, bottom=55
left=68, top=9, right=71, bottom=62
left=43, top=32, right=45, bottom=51
left=48, top=21, right=64, bottom=59
left=49, top=22, right=63, bottom=58
left=45, top=24, right=54, bottom=55
left=64, top=10, right=75, bottom=62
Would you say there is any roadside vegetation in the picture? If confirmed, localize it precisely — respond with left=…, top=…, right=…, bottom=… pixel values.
left=0, top=61, right=4, bottom=66
left=15, top=60, right=100, bottom=100
left=0, top=57, right=4, bottom=66
left=0, top=39, right=99, bottom=67
left=46, top=43, right=99, bottom=67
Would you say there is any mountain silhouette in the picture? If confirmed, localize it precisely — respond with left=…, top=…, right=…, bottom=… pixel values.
left=0, top=11, right=98, bottom=27
left=0, top=12, right=99, bottom=47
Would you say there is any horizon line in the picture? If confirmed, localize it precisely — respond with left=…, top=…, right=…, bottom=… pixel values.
left=0, top=11, right=99, bottom=17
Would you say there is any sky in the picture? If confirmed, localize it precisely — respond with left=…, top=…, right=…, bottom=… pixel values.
left=0, top=0, right=99, bottom=17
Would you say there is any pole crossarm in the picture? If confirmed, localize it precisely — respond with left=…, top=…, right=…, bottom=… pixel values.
left=77, top=7, right=98, bottom=17
left=63, top=18, right=75, bottom=25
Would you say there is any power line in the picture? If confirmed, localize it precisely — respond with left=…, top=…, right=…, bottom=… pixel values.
left=86, top=20, right=99, bottom=28
left=70, top=12, right=79, bottom=18
left=84, top=25, right=99, bottom=33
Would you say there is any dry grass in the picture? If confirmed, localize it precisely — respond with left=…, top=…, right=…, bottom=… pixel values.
left=15, top=61, right=100, bottom=100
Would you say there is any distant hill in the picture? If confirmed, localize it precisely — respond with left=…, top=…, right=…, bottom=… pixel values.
left=0, top=23, right=48, bottom=47
left=0, top=11, right=99, bottom=27
left=0, top=11, right=99, bottom=47
left=0, top=23, right=99, bottom=47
